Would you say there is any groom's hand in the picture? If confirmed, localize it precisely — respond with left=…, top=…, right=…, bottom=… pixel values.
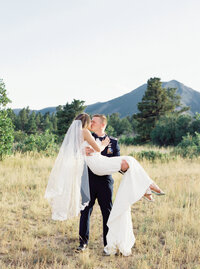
left=85, top=146, right=94, bottom=156
left=120, top=160, right=129, bottom=173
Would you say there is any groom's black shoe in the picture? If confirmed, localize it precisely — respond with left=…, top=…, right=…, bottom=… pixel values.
left=102, top=250, right=110, bottom=256
left=76, top=244, right=87, bottom=252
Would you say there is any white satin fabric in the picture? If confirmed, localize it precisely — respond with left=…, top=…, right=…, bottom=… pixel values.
left=105, top=156, right=153, bottom=256
left=44, top=121, right=90, bottom=221
left=84, top=139, right=121, bottom=175
left=45, top=126, right=153, bottom=255
left=84, top=141, right=153, bottom=256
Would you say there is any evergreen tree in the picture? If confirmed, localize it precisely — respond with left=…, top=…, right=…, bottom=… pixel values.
left=6, top=108, right=17, bottom=129
left=105, top=125, right=117, bottom=137
left=118, top=117, right=132, bottom=136
left=12, top=109, right=58, bottom=134
left=127, top=115, right=138, bottom=136
left=107, top=113, right=133, bottom=136
left=107, top=113, right=121, bottom=136
left=16, top=107, right=30, bottom=131
left=134, top=77, right=187, bottom=141
left=35, top=112, right=43, bottom=132
left=189, top=113, right=200, bottom=134
left=26, top=111, right=37, bottom=134
left=0, top=79, right=14, bottom=160
left=0, top=79, right=11, bottom=107
left=43, top=112, right=53, bottom=132
left=51, top=113, right=58, bottom=133
left=56, top=99, right=86, bottom=137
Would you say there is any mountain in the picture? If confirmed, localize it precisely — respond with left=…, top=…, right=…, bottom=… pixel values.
left=13, top=106, right=57, bottom=115
left=12, top=80, right=200, bottom=117
left=85, top=84, right=147, bottom=117
left=162, top=80, right=200, bottom=114
left=85, top=80, right=200, bottom=117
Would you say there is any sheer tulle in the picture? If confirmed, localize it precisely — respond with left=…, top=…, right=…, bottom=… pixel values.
left=44, top=120, right=90, bottom=221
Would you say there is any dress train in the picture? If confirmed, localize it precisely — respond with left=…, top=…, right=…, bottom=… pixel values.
left=105, top=156, right=153, bottom=256
left=84, top=143, right=153, bottom=256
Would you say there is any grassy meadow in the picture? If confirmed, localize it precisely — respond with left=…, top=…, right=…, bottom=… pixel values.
left=0, top=146, right=200, bottom=269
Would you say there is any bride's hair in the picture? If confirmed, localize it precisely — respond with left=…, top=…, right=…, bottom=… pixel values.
left=75, top=113, right=91, bottom=128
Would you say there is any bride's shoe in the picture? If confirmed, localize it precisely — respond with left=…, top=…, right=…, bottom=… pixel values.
left=150, top=183, right=165, bottom=196
left=143, top=193, right=154, bottom=202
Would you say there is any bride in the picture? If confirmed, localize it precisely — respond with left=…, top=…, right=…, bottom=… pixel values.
left=45, top=113, right=164, bottom=256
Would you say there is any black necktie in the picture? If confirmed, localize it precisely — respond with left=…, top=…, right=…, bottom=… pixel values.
left=93, top=133, right=107, bottom=141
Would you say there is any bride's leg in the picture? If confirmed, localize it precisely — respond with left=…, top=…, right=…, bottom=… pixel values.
left=143, top=193, right=154, bottom=202
left=143, top=187, right=154, bottom=202
left=149, top=182, right=165, bottom=195
left=143, top=181, right=165, bottom=201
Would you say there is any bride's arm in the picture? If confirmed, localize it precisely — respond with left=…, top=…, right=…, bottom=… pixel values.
left=82, top=129, right=109, bottom=152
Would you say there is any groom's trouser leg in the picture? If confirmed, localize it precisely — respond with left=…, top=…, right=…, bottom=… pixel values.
left=79, top=205, right=93, bottom=245
left=79, top=180, right=96, bottom=245
left=97, top=181, right=113, bottom=247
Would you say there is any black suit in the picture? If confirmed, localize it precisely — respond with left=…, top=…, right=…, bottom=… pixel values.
left=79, top=133, right=120, bottom=246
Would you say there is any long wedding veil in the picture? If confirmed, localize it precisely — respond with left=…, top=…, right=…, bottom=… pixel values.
left=44, top=120, right=90, bottom=221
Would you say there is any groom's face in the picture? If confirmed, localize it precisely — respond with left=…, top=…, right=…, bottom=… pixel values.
left=91, top=116, right=104, bottom=132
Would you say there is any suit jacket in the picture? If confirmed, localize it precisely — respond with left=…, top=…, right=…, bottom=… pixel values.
left=88, top=133, right=120, bottom=183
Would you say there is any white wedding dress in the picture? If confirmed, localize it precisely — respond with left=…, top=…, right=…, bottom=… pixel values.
left=45, top=120, right=153, bottom=257
left=83, top=140, right=153, bottom=256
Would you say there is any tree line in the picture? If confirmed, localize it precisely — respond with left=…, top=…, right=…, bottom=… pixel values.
left=1, top=77, right=200, bottom=160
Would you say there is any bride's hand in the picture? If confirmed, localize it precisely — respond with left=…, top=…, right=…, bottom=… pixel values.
left=102, top=137, right=110, bottom=148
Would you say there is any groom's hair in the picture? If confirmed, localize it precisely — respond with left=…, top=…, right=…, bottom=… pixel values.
left=93, top=114, right=107, bottom=125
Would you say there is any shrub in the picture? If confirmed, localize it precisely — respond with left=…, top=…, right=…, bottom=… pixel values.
left=189, top=113, right=200, bottom=134
left=14, top=130, right=28, bottom=143
left=119, top=136, right=135, bottom=145
left=151, top=114, right=192, bottom=146
left=15, top=130, right=58, bottom=156
left=173, top=132, right=200, bottom=159
left=119, top=135, right=145, bottom=145
left=129, top=150, right=172, bottom=162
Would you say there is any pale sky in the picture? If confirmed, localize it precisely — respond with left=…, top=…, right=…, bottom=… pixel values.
left=1, top=0, right=200, bottom=110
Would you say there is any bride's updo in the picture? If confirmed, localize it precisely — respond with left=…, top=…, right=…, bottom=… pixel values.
left=75, top=113, right=91, bottom=128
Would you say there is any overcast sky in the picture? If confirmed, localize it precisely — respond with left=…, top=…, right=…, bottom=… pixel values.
left=1, top=0, right=200, bottom=110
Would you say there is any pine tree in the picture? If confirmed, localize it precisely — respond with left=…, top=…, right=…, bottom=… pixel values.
left=51, top=113, right=58, bottom=133
left=56, top=99, right=86, bottom=137
left=35, top=112, right=42, bottom=132
left=0, top=79, right=11, bottom=108
left=6, top=108, right=17, bottom=129
left=17, top=107, right=30, bottom=131
left=107, top=113, right=132, bottom=136
left=43, top=112, right=53, bottom=132
left=134, top=77, right=186, bottom=141
left=26, top=112, right=37, bottom=134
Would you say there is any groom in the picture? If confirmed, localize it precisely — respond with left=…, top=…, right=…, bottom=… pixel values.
left=77, top=114, right=127, bottom=254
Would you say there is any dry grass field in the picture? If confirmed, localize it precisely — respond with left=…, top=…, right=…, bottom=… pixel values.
left=0, top=146, right=200, bottom=269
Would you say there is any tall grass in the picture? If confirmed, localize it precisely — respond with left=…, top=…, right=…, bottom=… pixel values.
left=0, top=148, right=200, bottom=269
